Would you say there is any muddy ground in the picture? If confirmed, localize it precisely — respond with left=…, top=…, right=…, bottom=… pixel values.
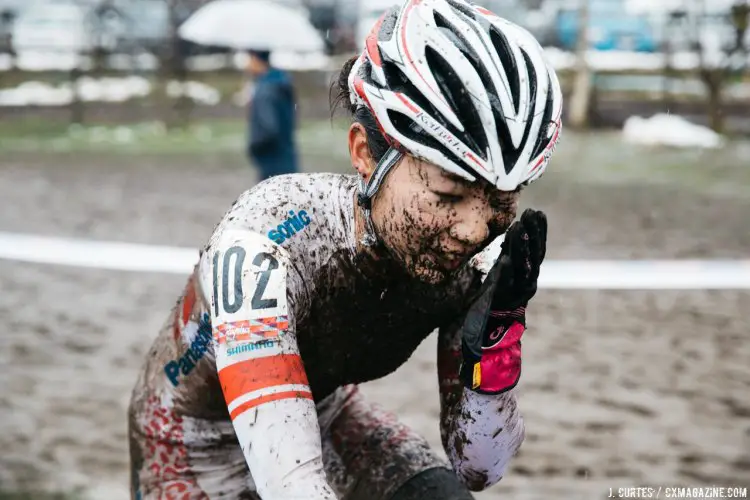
left=1, top=130, right=749, bottom=499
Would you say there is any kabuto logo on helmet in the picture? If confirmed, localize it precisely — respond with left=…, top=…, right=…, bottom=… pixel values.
left=412, top=106, right=489, bottom=175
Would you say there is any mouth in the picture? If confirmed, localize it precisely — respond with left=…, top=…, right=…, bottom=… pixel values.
left=434, top=252, right=468, bottom=271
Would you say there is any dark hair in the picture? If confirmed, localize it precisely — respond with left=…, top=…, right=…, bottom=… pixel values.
left=329, top=55, right=390, bottom=163
left=248, top=49, right=271, bottom=63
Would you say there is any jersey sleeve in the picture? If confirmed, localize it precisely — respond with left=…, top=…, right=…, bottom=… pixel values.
left=436, top=233, right=525, bottom=491
left=198, top=229, right=336, bottom=499
left=436, top=320, right=524, bottom=491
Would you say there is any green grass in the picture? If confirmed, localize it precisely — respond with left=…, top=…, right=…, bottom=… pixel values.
left=0, top=117, right=351, bottom=155
left=1, top=115, right=748, bottom=198
left=548, top=130, right=750, bottom=198
left=0, top=118, right=243, bottom=154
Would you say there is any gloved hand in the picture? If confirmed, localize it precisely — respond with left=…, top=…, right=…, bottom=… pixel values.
left=459, top=209, right=548, bottom=395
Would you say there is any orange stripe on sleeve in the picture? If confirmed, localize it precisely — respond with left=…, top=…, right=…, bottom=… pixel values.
left=218, top=354, right=309, bottom=406
left=229, top=390, right=314, bottom=420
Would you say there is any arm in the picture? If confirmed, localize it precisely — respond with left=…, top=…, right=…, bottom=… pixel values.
left=437, top=319, right=524, bottom=491
left=438, top=209, right=548, bottom=491
left=201, top=230, right=336, bottom=499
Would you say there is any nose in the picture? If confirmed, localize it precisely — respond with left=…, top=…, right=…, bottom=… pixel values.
left=448, top=203, right=491, bottom=248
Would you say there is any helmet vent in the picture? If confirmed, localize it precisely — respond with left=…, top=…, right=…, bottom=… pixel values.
left=382, top=60, right=443, bottom=127
left=489, top=26, right=520, bottom=113
left=530, top=72, right=555, bottom=160
left=424, top=45, right=488, bottom=160
left=494, top=50, right=537, bottom=174
left=444, top=0, right=476, bottom=21
left=388, top=109, right=481, bottom=180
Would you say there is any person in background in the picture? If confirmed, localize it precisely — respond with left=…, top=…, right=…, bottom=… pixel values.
left=245, top=48, right=299, bottom=181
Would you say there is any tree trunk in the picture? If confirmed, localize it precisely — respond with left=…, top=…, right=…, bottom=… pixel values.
left=69, top=66, right=84, bottom=125
left=161, top=0, right=193, bottom=129
left=662, top=13, right=679, bottom=112
left=695, top=0, right=726, bottom=133
left=703, top=70, right=725, bottom=133
left=568, top=0, right=592, bottom=129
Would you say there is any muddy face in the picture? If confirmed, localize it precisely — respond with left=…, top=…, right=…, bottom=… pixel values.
left=370, top=156, right=520, bottom=284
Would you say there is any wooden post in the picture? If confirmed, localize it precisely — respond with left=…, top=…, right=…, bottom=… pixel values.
left=662, top=12, right=677, bottom=112
left=695, top=0, right=727, bottom=133
left=171, top=0, right=192, bottom=128
left=69, top=65, right=84, bottom=125
left=568, top=0, right=592, bottom=129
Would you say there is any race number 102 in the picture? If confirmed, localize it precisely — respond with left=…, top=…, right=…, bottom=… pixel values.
left=212, top=246, right=280, bottom=316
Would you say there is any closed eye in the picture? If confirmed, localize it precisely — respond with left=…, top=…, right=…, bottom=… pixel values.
left=435, top=192, right=463, bottom=204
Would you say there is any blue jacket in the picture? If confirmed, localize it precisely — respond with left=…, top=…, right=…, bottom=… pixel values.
left=247, top=68, right=299, bottom=179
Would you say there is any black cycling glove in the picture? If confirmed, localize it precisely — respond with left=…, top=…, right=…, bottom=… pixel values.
left=459, top=209, right=548, bottom=395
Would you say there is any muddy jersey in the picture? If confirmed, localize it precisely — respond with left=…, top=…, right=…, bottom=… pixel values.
left=129, top=173, right=525, bottom=499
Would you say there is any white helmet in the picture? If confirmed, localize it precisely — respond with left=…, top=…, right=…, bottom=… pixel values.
left=348, top=0, right=563, bottom=197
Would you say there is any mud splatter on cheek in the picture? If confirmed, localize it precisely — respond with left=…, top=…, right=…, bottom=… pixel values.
left=373, top=161, right=464, bottom=283
left=402, top=205, right=440, bottom=252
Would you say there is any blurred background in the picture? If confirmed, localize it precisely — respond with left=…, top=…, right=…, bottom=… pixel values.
left=0, top=0, right=749, bottom=499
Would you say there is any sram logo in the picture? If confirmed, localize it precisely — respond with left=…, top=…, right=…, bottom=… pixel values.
left=267, top=209, right=312, bottom=244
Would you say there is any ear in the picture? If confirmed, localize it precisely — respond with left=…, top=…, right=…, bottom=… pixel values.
left=348, top=123, right=376, bottom=182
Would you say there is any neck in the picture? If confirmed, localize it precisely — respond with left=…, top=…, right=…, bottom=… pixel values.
left=352, top=192, right=377, bottom=258
left=352, top=191, right=404, bottom=283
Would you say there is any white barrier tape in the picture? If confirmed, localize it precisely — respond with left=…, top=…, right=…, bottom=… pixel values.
left=0, top=232, right=198, bottom=274
left=1, top=232, right=749, bottom=290
left=540, top=260, right=750, bottom=290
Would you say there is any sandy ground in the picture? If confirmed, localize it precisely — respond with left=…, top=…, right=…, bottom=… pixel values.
left=1, top=132, right=749, bottom=499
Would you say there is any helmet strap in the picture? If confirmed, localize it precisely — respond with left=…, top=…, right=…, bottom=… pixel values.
left=356, top=147, right=403, bottom=247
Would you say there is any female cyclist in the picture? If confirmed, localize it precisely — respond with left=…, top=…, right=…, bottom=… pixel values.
left=128, top=0, right=562, bottom=498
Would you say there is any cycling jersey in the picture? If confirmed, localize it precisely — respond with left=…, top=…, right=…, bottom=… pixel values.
left=128, top=173, right=525, bottom=499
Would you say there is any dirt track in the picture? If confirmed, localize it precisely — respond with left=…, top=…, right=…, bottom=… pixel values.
left=1, top=132, right=749, bottom=499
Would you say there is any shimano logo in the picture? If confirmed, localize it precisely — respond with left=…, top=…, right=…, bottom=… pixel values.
left=267, top=209, right=312, bottom=244
left=227, top=339, right=279, bottom=356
